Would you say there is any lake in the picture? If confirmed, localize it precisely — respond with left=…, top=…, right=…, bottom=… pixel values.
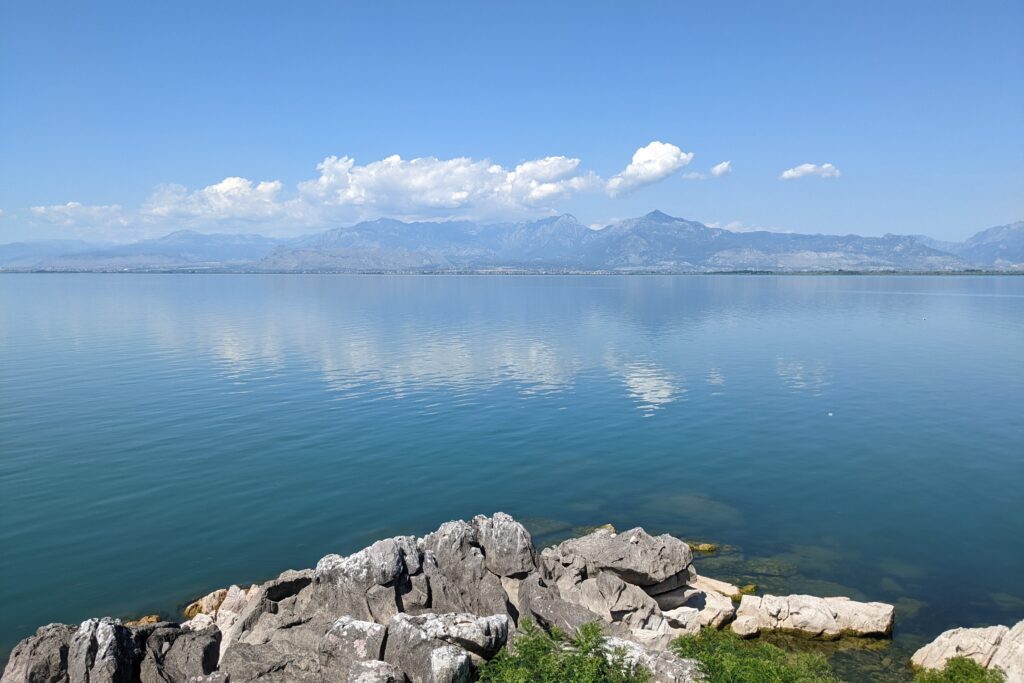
left=1, top=274, right=1022, bottom=678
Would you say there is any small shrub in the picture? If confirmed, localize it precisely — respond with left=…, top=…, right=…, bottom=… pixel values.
left=913, top=657, right=1005, bottom=683
left=671, top=628, right=837, bottom=683
left=478, top=620, right=650, bottom=683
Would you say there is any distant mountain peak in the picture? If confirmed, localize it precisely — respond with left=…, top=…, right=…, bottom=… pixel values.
left=4, top=213, right=1022, bottom=272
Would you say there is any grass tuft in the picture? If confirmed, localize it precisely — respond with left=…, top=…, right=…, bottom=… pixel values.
left=478, top=620, right=650, bottom=683
left=670, top=628, right=838, bottom=682
left=913, top=657, right=1005, bottom=682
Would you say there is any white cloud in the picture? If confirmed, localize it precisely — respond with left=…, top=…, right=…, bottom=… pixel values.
left=29, top=202, right=129, bottom=232
left=19, top=141, right=702, bottom=239
left=298, top=153, right=598, bottom=216
left=779, top=162, right=840, bottom=180
left=710, top=160, right=732, bottom=177
left=142, top=178, right=285, bottom=221
left=606, top=141, right=694, bottom=197
left=681, top=172, right=705, bottom=181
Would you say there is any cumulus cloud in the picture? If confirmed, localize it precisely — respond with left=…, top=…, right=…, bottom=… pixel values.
left=19, top=141, right=705, bottom=239
left=710, top=160, right=732, bottom=177
left=606, top=141, right=694, bottom=197
left=298, top=154, right=597, bottom=215
left=142, top=178, right=285, bottom=221
left=779, top=162, right=840, bottom=180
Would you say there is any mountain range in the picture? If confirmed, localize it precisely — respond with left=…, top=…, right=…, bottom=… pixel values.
left=2, top=211, right=1022, bottom=273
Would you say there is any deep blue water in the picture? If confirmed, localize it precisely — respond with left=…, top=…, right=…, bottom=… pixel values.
left=1, top=274, right=1022, bottom=674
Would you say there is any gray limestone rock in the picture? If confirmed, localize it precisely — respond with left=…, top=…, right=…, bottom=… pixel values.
left=318, top=617, right=387, bottom=682
left=603, top=636, right=703, bottom=682
left=542, top=527, right=693, bottom=588
left=346, top=659, right=405, bottom=683
left=383, top=614, right=484, bottom=683
left=912, top=619, right=1024, bottom=680
left=1, top=623, right=76, bottom=683
left=730, top=594, right=894, bottom=640
left=68, top=618, right=139, bottom=683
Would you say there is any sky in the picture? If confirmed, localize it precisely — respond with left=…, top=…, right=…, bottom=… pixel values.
left=1, top=1, right=1022, bottom=243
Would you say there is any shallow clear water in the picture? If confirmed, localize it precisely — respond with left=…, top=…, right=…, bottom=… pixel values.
left=1, top=274, right=1022, bottom=677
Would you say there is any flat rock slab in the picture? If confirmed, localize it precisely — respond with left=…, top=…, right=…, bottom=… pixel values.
left=731, top=594, right=894, bottom=639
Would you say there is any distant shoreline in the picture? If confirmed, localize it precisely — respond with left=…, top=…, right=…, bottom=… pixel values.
left=2, top=269, right=1022, bottom=276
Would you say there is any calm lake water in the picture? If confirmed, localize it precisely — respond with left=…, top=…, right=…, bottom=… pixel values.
left=2, top=274, right=1022, bottom=678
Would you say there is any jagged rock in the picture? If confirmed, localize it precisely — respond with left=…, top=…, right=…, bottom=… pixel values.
left=198, top=584, right=249, bottom=646
left=730, top=594, right=894, bottom=640
left=138, top=625, right=220, bottom=683
left=542, top=527, right=693, bottom=588
left=218, top=640, right=319, bottom=683
left=217, top=570, right=326, bottom=681
left=184, top=589, right=228, bottom=619
left=517, top=574, right=606, bottom=633
left=989, top=620, right=1024, bottom=682
left=318, top=617, right=387, bottom=681
left=383, top=614, right=483, bottom=683
left=315, top=537, right=419, bottom=623
left=539, top=550, right=589, bottom=594
left=568, top=571, right=666, bottom=631
left=1, top=623, right=75, bottom=683
left=912, top=619, right=1024, bottom=680
left=604, top=636, right=703, bottom=682
left=68, top=618, right=139, bottom=683
left=347, top=659, right=405, bottom=682
left=221, top=569, right=318, bottom=651
left=418, top=523, right=513, bottom=619
left=471, top=513, right=537, bottom=578
left=387, top=613, right=508, bottom=665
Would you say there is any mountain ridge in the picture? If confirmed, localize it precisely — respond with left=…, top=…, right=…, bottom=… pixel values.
left=2, top=213, right=1022, bottom=273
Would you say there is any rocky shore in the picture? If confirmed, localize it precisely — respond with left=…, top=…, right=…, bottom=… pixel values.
left=2, top=513, right=1020, bottom=682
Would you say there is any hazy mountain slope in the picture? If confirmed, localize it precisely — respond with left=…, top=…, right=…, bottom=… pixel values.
left=955, top=222, right=1024, bottom=268
left=4, top=213, right=1021, bottom=272
left=0, top=239, right=102, bottom=267
left=35, top=231, right=285, bottom=270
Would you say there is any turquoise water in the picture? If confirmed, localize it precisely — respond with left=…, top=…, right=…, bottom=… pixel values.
left=2, top=274, right=1022, bottom=676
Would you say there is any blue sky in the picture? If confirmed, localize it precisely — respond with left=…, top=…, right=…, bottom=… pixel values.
left=1, top=1, right=1021, bottom=242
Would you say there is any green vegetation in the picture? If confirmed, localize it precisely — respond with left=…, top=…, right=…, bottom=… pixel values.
left=478, top=621, right=650, bottom=683
left=479, top=620, right=1004, bottom=683
left=670, top=628, right=838, bottom=683
left=913, top=658, right=1005, bottom=683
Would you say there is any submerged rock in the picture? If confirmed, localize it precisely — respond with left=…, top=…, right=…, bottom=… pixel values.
left=912, top=619, right=1024, bottom=681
